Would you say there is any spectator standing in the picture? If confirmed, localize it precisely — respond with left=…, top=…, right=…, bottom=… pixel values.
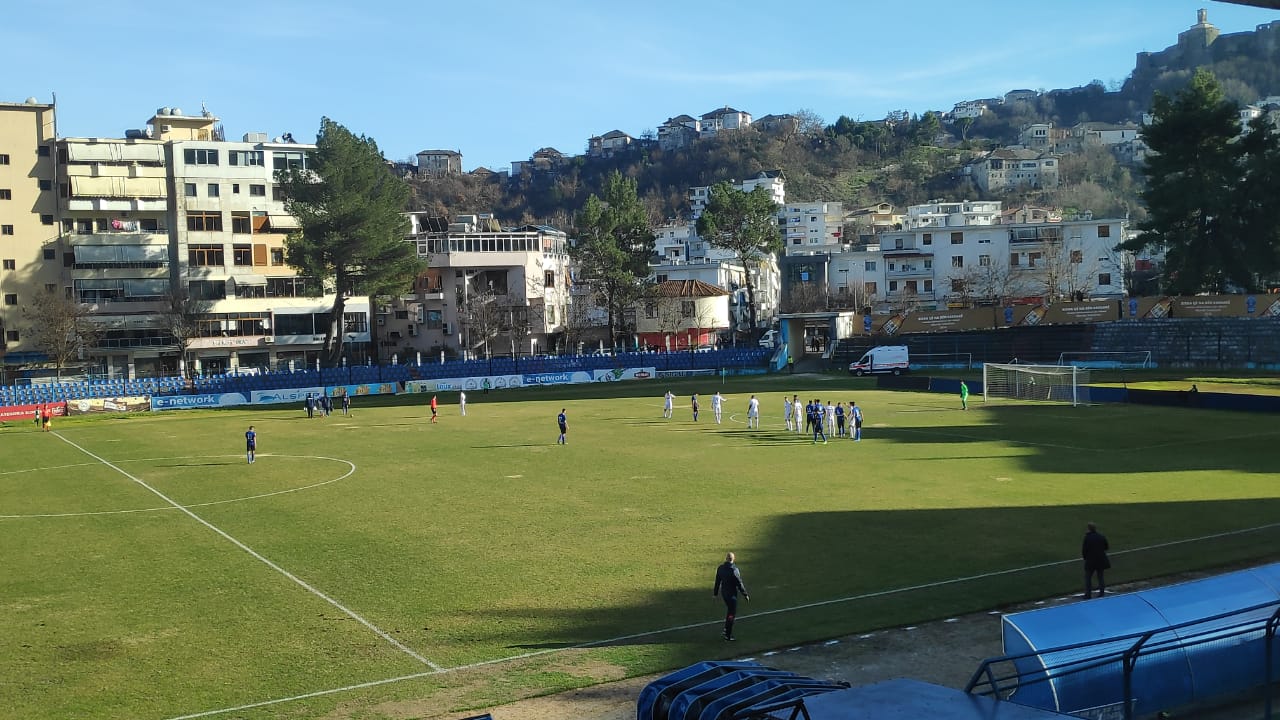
left=713, top=552, right=750, bottom=641
left=1082, top=522, right=1111, bottom=598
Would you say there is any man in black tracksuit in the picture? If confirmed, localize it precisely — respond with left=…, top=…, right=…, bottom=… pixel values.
left=713, top=552, right=750, bottom=640
left=1082, top=522, right=1111, bottom=599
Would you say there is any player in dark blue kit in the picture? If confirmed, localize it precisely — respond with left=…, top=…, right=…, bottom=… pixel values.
left=557, top=409, right=568, bottom=444
left=245, top=425, right=257, bottom=464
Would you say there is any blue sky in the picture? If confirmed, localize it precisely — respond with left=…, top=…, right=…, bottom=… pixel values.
left=4, top=1, right=1277, bottom=172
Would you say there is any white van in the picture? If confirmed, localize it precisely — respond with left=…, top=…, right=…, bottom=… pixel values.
left=848, top=345, right=909, bottom=376
left=759, top=329, right=779, bottom=349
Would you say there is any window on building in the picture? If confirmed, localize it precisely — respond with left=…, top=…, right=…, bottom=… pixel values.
left=922, top=233, right=932, bottom=245
left=188, top=279, right=226, bottom=300
left=1, top=225, right=12, bottom=235
left=232, top=183, right=240, bottom=194
left=888, top=280, right=898, bottom=292
left=979, top=255, right=991, bottom=267
left=544, top=270, right=555, bottom=288
left=952, top=256, right=964, bottom=268
left=1098, top=273, right=1112, bottom=286
left=1028, top=252, right=1042, bottom=267
left=38, top=146, right=50, bottom=157
left=272, top=186, right=285, bottom=202
left=0, top=189, right=11, bottom=200
left=951, top=279, right=965, bottom=292
left=950, top=231, right=963, bottom=244
left=645, top=302, right=658, bottom=319
left=1010, top=253, right=1020, bottom=267
left=139, top=218, right=159, bottom=232
left=184, top=183, right=197, bottom=197
left=425, top=309, right=442, bottom=329
left=183, top=148, right=219, bottom=165
left=41, top=214, right=53, bottom=225
left=655, top=274, right=668, bottom=283
left=76, top=219, right=93, bottom=235
left=250, top=184, right=266, bottom=197
left=924, top=259, right=933, bottom=270
left=231, top=213, right=251, bottom=234
left=267, top=277, right=314, bottom=298
left=681, top=301, right=694, bottom=318
left=3, top=293, right=17, bottom=305
left=1097, top=224, right=1111, bottom=238
left=270, top=248, right=285, bottom=265
left=43, top=248, right=55, bottom=260
left=343, top=312, right=368, bottom=333
left=38, top=179, right=52, bottom=191
left=905, top=280, right=918, bottom=294
left=0, top=154, right=9, bottom=164
left=5, top=330, right=17, bottom=342
left=187, top=212, right=222, bottom=232
left=864, top=260, right=876, bottom=271
left=924, top=280, right=933, bottom=292
left=229, top=150, right=264, bottom=166
left=2, top=259, right=14, bottom=270
left=207, top=183, right=220, bottom=198
left=1070, top=250, right=1083, bottom=264
left=188, top=244, right=224, bottom=266
left=864, top=281, right=877, bottom=295
left=272, top=151, right=308, bottom=171
left=232, top=244, right=253, bottom=266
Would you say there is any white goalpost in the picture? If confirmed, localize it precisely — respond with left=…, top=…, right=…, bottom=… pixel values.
left=982, top=363, right=1092, bottom=407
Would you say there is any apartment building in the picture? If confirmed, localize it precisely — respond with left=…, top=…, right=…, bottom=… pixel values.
left=968, top=148, right=1060, bottom=193
left=416, top=149, right=462, bottom=176
left=689, top=170, right=785, bottom=219
left=780, top=201, right=843, bottom=252
left=0, top=99, right=58, bottom=369
left=812, top=201, right=1128, bottom=313
left=401, top=213, right=573, bottom=358
left=634, top=279, right=730, bottom=351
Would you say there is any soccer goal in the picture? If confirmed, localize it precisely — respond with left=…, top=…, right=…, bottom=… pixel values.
left=983, top=363, right=1092, bottom=407
left=1057, top=351, right=1153, bottom=369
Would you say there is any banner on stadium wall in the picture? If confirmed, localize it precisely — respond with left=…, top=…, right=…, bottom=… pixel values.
left=1041, top=299, right=1120, bottom=325
left=593, top=367, right=656, bottom=382
left=327, top=383, right=398, bottom=397
left=996, top=305, right=1036, bottom=328
left=655, top=369, right=716, bottom=378
left=404, top=376, right=525, bottom=393
left=522, top=371, right=594, bottom=386
left=67, top=395, right=151, bottom=415
left=250, top=387, right=325, bottom=405
left=1171, top=295, right=1280, bottom=318
left=897, top=308, right=993, bottom=334
left=151, top=392, right=251, bottom=411
left=0, top=402, right=67, bottom=422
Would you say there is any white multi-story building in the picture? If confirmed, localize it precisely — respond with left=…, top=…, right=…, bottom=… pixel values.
left=818, top=201, right=1126, bottom=311
left=900, top=200, right=1003, bottom=229
left=698, top=106, right=752, bottom=138
left=401, top=213, right=573, bottom=358
left=689, top=170, right=785, bottom=219
left=949, top=100, right=989, bottom=120
left=780, top=201, right=843, bottom=252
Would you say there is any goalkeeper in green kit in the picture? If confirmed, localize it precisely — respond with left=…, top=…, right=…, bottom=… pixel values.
left=960, top=380, right=969, bottom=410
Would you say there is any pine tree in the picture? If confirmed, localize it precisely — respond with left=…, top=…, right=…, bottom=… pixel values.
left=695, top=182, right=782, bottom=330
left=1124, top=70, right=1245, bottom=293
left=571, top=172, right=655, bottom=348
left=277, top=118, right=421, bottom=366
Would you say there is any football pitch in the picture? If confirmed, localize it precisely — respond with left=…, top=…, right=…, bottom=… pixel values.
left=3, top=375, right=1279, bottom=719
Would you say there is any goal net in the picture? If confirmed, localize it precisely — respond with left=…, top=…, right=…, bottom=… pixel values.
left=982, top=363, right=1092, bottom=407
left=1057, top=351, right=1152, bottom=369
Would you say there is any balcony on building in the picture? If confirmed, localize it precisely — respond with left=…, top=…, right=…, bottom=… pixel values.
left=1009, top=226, right=1063, bottom=244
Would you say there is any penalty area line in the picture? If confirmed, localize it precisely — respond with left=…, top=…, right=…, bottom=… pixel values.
left=50, top=432, right=440, bottom=672
left=170, top=519, right=1280, bottom=720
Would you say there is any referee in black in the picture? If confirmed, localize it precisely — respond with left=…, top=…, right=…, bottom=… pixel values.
left=713, top=552, right=750, bottom=640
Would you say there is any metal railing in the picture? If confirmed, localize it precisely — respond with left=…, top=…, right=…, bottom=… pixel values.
left=966, top=601, right=1280, bottom=720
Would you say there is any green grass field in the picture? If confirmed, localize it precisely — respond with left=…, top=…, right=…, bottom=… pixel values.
left=3, top=375, right=1279, bottom=719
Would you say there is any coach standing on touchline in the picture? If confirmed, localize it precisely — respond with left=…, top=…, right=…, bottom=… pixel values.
left=713, top=552, right=750, bottom=641
left=1082, top=522, right=1111, bottom=599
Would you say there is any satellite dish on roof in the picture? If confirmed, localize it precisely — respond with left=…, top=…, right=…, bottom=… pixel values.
left=159, top=107, right=171, bottom=116
left=25, top=97, right=38, bottom=104
left=171, top=107, right=183, bottom=116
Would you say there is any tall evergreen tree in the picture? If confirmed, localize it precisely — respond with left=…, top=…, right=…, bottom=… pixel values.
left=571, top=172, right=655, bottom=348
left=1123, top=69, right=1245, bottom=293
left=277, top=118, right=421, bottom=366
left=1234, top=114, right=1280, bottom=289
left=695, top=182, right=782, bottom=331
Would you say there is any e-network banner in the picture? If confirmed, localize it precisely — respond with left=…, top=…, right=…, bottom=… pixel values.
left=250, top=387, right=325, bottom=405
left=151, top=392, right=250, bottom=411
left=523, top=371, right=594, bottom=386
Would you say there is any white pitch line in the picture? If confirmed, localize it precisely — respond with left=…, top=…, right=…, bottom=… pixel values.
left=0, top=454, right=355, bottom=519
left=50, top=432, right=440, bottom=671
